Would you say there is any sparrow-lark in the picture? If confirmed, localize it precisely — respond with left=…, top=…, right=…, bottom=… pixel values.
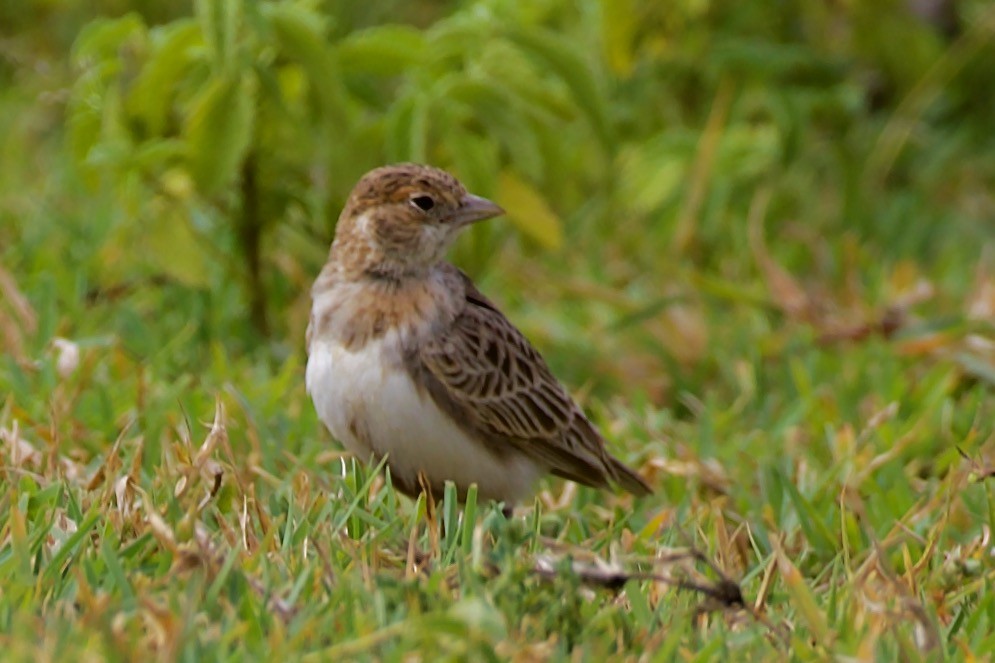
left=306, top=164, right=651, bottom=508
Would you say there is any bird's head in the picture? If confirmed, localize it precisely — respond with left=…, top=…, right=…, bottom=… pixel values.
left=331, top=164, right=504, bottom=279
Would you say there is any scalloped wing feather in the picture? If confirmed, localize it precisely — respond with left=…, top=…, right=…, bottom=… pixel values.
left=410, top=271, right=651, bottom=496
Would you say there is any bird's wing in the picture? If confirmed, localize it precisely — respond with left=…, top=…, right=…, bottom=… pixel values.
left=407, top=271, right=651, bottom=495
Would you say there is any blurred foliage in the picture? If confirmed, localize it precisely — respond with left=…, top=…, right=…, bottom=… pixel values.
left=2, top=0, right=995, bottom=399
left=20, top=0, right=986, bottom=356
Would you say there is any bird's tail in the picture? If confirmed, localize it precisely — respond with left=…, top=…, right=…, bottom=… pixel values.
left=610, top=457, right=653, bottom=496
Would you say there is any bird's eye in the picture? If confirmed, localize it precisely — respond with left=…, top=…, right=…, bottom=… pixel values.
left=410, top=195, right=435, bottom=212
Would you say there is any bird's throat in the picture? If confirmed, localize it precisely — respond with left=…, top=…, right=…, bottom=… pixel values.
left=309, top=264, right=463, bottom=353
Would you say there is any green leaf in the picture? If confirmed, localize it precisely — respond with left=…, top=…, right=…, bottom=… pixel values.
left=66, top=84, right=105, bottom=181
left=444, top=77, right=544, bottom=180
left=128, top=20, right=202, bottom=136
left=505, top=25, right=613, bottom=150
left=42, top=508, right=102, bottom=585
left=776, top=544, right=832, bottom=643
left=70, top=83, right=136, bottom=184
left=783, top=476, right=838, bottom=555
left=496, top=171, right=563, bottom=250
left=426, top=12, right=490, bottom=61
left=409, top=94, right=430, bottom=163
left=617, top=133, right=692, bottom=214
left=95, top=196, right=212, bottom=287
left=264, top=3, right=350, bottom=127
left=195, top=0, right=241, bottom=74
left=385, top=95, right=417, bottom=163
left=460, top=484, right=477, bottom=556
left=70, top=14, right=146, bottom=67
left=133, top=139, right=186, bottom=171
left=718, top=123, right=782, bottom=180
left=477, top=40, right=576, bottom=125
left=599, top=0, right=638, bottom=76
left=68, top=14, right=148, bottom=182
left=446, top=130, right=500, bottom=194
left=336, top=25, right=427, bottom=75
left=183, top=74, right=255, bottom=195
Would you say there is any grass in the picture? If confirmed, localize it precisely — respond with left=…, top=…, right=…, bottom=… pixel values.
left=4, top=2, right=995, bottom=660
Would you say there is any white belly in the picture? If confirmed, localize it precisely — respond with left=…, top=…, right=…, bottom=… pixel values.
left=306, top=336, right=541, bottom=503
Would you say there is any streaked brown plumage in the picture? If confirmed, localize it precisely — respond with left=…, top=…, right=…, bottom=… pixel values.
left=306, top=164, right=651, bottom=507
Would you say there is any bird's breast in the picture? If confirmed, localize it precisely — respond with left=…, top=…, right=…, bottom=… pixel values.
left=305, top=334, right=541, bottom=503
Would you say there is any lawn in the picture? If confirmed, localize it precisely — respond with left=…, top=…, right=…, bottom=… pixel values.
left=2, top=0, right=995, bottom=659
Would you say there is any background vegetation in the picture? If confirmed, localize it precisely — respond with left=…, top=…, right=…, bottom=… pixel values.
left=3, top=0, right=995, bottom=658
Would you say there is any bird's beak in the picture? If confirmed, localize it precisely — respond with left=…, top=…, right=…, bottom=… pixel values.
left=452, top=193, right=504, bottom=226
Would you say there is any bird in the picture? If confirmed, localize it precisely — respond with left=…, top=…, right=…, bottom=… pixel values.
left=305, top=164, right=651, bottom=510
